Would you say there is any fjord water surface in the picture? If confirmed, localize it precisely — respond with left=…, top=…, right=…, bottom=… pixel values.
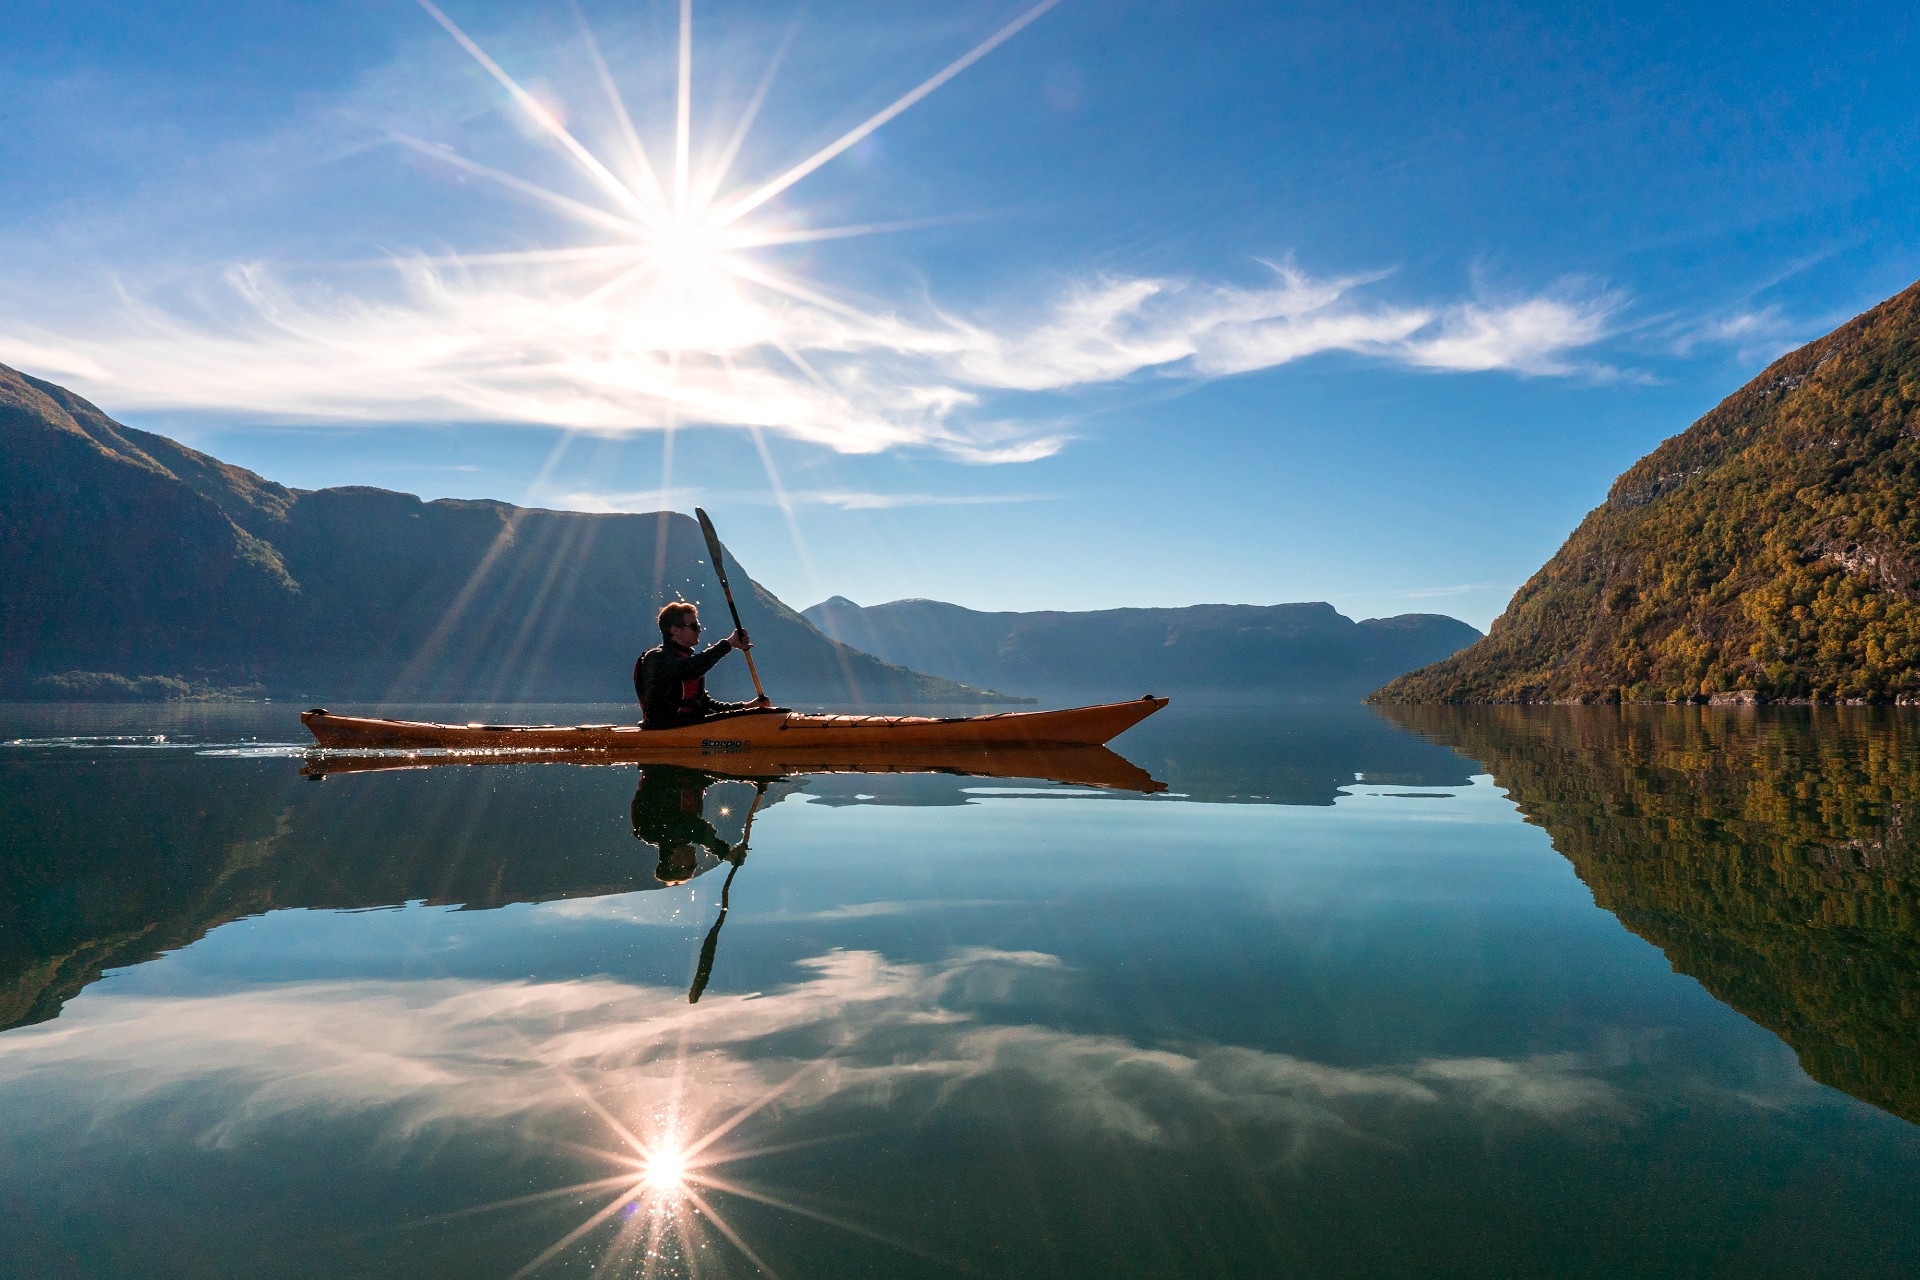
left=1, top=702, right=1917, bottom=1278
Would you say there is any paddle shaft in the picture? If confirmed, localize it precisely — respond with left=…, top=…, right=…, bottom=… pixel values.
left=694, top=507, right=767, bottom=701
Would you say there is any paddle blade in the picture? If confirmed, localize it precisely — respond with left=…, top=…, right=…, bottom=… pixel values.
left=694, top=507, right=733, bottom=594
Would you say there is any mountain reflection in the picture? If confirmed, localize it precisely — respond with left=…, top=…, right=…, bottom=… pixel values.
left=0, top=745, right=1157, bottom=1033
left=1383, top=705, right=1920, bottom=1125
left=0, top=704, right=1478, bottom=1036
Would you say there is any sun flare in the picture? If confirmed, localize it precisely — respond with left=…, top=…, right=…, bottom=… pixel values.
left=639, top=1141, right=692, bottom=1193
left=403, top=0, right=1060, bottom=462
left=473, top=1066, right=896, bottom=1280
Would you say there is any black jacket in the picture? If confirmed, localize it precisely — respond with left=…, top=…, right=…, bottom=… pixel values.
left=635, top=638, right=749, bottom=728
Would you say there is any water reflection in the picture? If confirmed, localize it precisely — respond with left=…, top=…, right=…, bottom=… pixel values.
left=0, top=738, right=1162, bottom=1032
left=628, top=765, right=764, bottom=1002
left=5, top=704, right=1920, bottom=1277
left=1386, top=705, right=1920, bottom=1125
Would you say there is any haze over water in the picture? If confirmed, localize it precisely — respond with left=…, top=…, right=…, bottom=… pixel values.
left=3, top=702, right=1918, bottom=1278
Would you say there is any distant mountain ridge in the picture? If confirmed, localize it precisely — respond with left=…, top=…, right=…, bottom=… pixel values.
left=0, top=364, right=1003, bottom=705
left=4, top=362, right=1478, bottom=705
left=1376, top=277, right=1920, bottom=704
left=804, top=595, right=1481, bottom=701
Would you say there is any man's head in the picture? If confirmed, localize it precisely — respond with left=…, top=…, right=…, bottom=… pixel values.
left=654, top=842, right=699, bottom=886
left=657, top=602, right=701, bottom=643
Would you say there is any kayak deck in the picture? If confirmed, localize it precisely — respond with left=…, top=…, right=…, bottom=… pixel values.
left=301, top=696, right=1168, bottom=752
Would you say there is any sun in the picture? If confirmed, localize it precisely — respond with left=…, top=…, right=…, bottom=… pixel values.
left=402, top=0, right=1059, bottom=416
left=647, top=216, right=727, bottom=280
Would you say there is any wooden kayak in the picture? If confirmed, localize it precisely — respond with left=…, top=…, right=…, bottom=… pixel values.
left=300, top=696, right=1168, bottom=752
left=301, top=742, right=1165, bottom=793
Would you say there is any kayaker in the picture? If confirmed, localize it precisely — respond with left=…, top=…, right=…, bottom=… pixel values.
left=635, top=602, right=774, bottom=729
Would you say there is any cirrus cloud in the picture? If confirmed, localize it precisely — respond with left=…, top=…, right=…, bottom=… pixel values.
left=0, top=258, right=1620, bottom=465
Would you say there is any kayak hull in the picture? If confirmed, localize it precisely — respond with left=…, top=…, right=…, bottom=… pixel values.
left=301, top=696, right=1168, bottom=752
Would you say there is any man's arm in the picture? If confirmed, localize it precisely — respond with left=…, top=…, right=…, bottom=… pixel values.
left=654, top=639, right=733, bottom=682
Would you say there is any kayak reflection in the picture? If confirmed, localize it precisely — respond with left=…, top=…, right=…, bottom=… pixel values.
left=308, top=745, right=1168, bottom=1006
left=301, top=741, right=1166, bottom=792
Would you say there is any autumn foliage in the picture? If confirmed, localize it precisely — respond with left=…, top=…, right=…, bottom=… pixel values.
left=1376, top=279, right=1920, bottom=703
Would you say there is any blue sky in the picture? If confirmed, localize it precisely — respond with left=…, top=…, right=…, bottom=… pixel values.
left=3, top=0, right=1917, bottom=628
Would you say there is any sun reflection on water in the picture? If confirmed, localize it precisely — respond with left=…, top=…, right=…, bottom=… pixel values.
left=481, top=1065, right=889, bottom=1280
left=639, top=1140, right=692, bottom=1194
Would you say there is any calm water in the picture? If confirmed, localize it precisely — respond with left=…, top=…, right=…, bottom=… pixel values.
left=2, top=702, right=1917, bottom=1278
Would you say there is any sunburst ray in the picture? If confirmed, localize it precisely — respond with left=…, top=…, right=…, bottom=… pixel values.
left=714, top=0, right=1063, bottom=226
left=674, top=0, right=694, bottom=215
left=419, top=0, right=661, bottom=228
left=571, top=0, right=671, bottom=214
left=692, top=17, right=800, bottom=213
left=391, top=135, right=651, bottom=238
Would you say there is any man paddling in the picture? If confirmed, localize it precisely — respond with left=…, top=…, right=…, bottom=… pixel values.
left=635, top=602, right=774, bottom=730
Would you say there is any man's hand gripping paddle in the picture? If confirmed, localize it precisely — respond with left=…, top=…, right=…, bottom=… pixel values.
left=695, top=507, right=768, bottom=703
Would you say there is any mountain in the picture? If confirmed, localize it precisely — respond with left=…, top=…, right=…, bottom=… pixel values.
left=1376, top=278, right=1920, bottom=704
left=0, top=364, right=1006, bottom=705
left=803, top=596, right=1479, bottom=701
left=1383, top=704, right=1920, bottom=1125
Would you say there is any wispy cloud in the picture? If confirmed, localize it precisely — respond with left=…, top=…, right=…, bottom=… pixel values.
left=1665, top=304, right=1799, bottom=359
left=0, top=4, right=1624, bottom=465
left=544, top=486, right=1054, bottom=512
left=1400, top=295, right=1620, bottom=375
left=0, top=260, right=1622, bottom=463
left=1401, top=581, right=1504, bottom=599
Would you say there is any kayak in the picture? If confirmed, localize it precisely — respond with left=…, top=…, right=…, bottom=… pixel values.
left=301, top=696, right=1168, bottom=752
left=301, top=742, right=1165, bottom=793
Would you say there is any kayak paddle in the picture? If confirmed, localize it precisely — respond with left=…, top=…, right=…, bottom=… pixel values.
left=694, top=506, right=768, bottom=703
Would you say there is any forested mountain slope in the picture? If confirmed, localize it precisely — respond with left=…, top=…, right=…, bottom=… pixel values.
left=1376, top=278, right=1920, bottom=703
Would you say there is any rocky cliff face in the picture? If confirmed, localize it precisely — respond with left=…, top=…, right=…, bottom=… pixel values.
left=0, top=365, right=1002, bottom=705
left=1375, top=278, right=1920, bottom=703
left=804, top=596, right=1481, bottom=702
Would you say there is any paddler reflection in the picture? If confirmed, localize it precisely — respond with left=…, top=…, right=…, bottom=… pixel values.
left=629, top=764, right=772, bottom=1003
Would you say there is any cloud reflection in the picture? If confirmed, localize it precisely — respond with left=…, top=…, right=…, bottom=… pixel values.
left=1, top=947, right=1625, bottom=1151
left=1, top=944, right=1770, bottom=1273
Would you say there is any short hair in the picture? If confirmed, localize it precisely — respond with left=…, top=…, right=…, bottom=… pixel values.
left=653, top=843, right=697, bottom=886
left=658, top=601, right=698, bottom=638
